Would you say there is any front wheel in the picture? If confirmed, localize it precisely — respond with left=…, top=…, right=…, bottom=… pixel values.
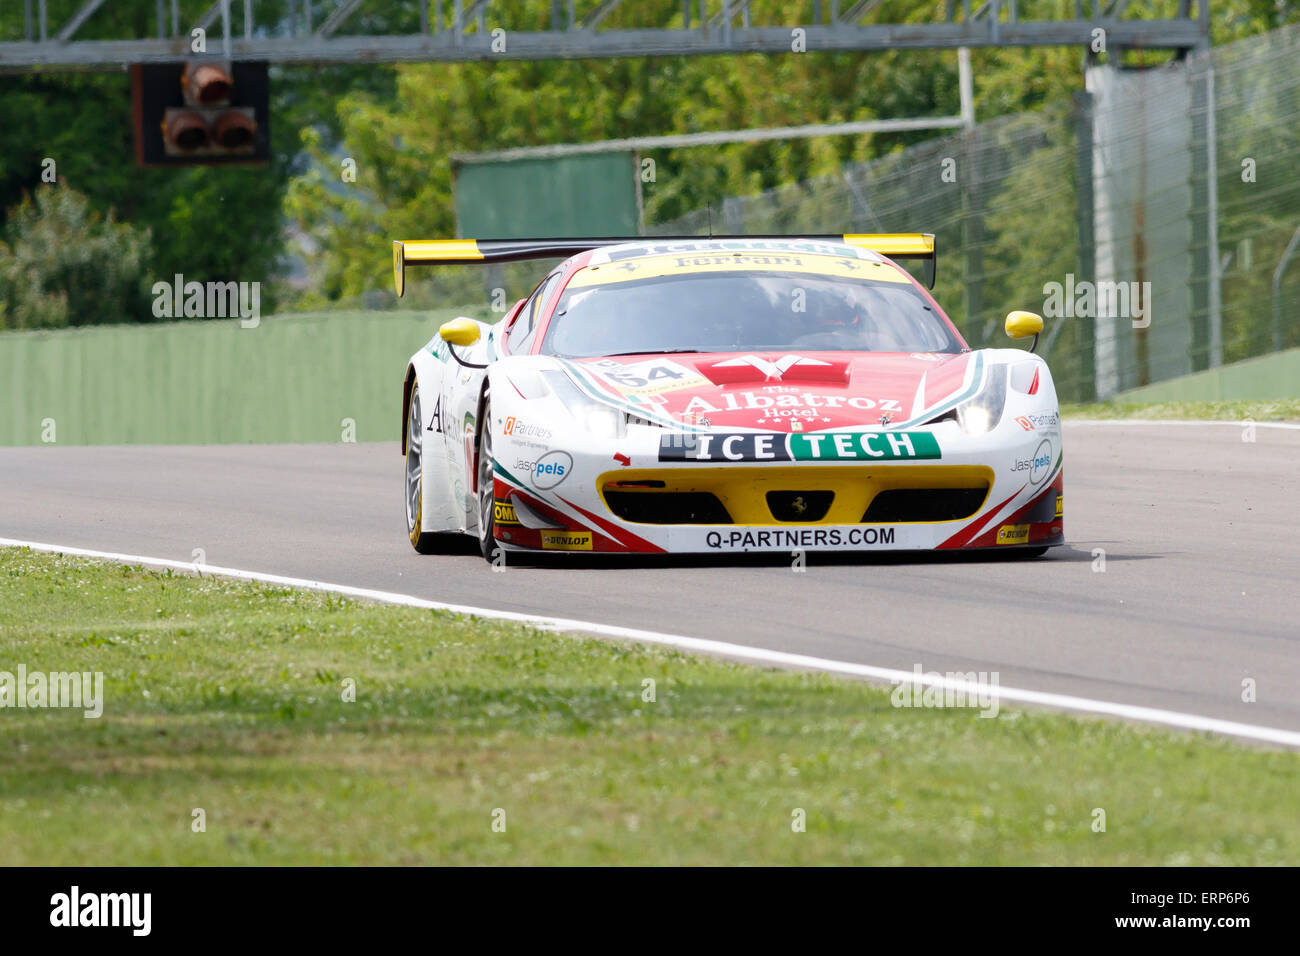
left=406, top=381, right=439, bottom=554
left=476, top=388, right=497, bottom=562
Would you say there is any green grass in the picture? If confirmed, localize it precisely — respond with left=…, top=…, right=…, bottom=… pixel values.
left=1063, top=399, right=1300, bottom=421
left=1, top=548, right=1297, bottom=865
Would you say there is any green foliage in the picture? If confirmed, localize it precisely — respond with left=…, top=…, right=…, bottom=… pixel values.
left=1064, top=398, right=1300, bottom=420
left=978, top=106, right=1087, bottom=396
left=283, top=1, right=975, bottom=307
left=0, top=183, right=151, bottom=329
left=0, top=68, right=292, bottom=321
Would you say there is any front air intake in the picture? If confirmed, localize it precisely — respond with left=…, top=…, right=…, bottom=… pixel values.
left=862, top=487, right=988, bottom=523
left=603, top=491, right=733, bottom=524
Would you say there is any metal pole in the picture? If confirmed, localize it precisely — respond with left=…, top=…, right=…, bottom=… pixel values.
left=958, top=47, right=974, bottom=128
left=222, top=0, right=232, bottom=56
left=1073, top=90, right=1098, bottom=402
left=0, top=11, right=1212, bottom=68
left=245, top=0, right=253, bottom=40
left=1205, top=63, right=1223, bottom=367
left=1271, top=224, right=1300, bottom=353
left=452, top=117, right=968, bottom=163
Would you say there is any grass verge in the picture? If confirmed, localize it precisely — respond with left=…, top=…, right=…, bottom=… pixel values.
left=1, top=547, right=1297, bottom=865
left=1063, top=399, right=1300, bottom=421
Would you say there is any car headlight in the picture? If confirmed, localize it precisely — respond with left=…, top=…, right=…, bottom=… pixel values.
left=955, top=364, right=1008, bottom=436
left=583, top=405, right=624, bottom=439
left=540, top=370, right=627, bottom=440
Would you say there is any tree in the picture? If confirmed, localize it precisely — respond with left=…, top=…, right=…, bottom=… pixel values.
left=0, top=183, right=151, bottom=329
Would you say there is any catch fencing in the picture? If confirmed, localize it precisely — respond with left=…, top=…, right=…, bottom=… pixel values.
left=649, top=22, right=1300, bottom=403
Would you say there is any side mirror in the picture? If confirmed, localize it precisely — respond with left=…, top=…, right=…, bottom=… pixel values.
left=439, top=318, right=481, bottom=347
left=438, top=318, right=487, bottom=369
left=1005, top=310, right=1044, bottom=352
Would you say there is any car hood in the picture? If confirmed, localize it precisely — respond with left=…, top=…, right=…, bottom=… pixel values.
left=562, top=350, right=976, bottom=432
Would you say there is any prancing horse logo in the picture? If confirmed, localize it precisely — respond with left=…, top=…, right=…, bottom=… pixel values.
left=711, top=354, right=831, bottom=381
left=791, top=496, right=808, bottom=515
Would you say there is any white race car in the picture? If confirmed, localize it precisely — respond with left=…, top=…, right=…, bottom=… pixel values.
left=397, top=234, right=1062, bottom=563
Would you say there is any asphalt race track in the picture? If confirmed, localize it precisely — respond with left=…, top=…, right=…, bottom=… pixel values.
left=3, top=421, right=1299, bottom=734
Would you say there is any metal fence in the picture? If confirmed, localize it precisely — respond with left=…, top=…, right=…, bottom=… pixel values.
left=647, top=22, right=1300, bottom=404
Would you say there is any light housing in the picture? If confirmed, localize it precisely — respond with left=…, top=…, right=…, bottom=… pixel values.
left=540, top=370, right=628, bottom=440
left=133, top=61, right=269, bottom=167
left=955, top=364, right=1008, bottom=435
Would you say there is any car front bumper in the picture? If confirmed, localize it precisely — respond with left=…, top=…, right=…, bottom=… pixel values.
left=489, top=422, right=1065, bottom=555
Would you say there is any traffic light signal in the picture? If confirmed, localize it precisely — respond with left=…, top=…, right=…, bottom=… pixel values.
left=132, top=61, right=269, bottom=167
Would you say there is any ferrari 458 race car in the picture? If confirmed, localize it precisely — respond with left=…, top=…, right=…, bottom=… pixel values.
left=395, top=234, right=1063, bottom=563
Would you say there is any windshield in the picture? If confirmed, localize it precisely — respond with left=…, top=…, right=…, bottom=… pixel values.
left=541, top=269, right=964, bottom=358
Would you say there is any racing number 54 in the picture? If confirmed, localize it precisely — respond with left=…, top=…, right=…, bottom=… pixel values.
left=602, top=364, right=685, bottom=388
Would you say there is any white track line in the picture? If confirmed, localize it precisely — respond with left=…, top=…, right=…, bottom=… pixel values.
left=1065, top=418, right=1300, bottom=431
left=4, top=536, right=1299, bottom=749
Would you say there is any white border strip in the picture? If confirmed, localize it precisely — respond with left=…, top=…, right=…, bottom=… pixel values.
left=4, top=536, right=1299, bottom=749
left=1065, top=418, right=1300, bottom=431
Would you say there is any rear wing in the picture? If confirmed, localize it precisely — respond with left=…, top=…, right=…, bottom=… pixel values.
left=391, top=233, right=935, bottom=296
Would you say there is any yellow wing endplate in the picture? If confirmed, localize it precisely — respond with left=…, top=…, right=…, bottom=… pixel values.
left=842, top=233, right=936, bottom=287
left=392, top=240, right=484, bottom=297
left=842, top=233, right=935, bottom=257
left=391, top=238, right=608, bottom=297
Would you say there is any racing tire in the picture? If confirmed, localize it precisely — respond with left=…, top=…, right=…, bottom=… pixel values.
left=405, top=380, right=440, bottom=554
left=476, top=388, right=498, bottom=563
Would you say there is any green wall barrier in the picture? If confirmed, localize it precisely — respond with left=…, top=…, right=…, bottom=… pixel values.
left=1115, top=346, right=1300, bottom=403
left=0, top=310, right=460, bottom=446
left=454, top=153, right=641, bottom=239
